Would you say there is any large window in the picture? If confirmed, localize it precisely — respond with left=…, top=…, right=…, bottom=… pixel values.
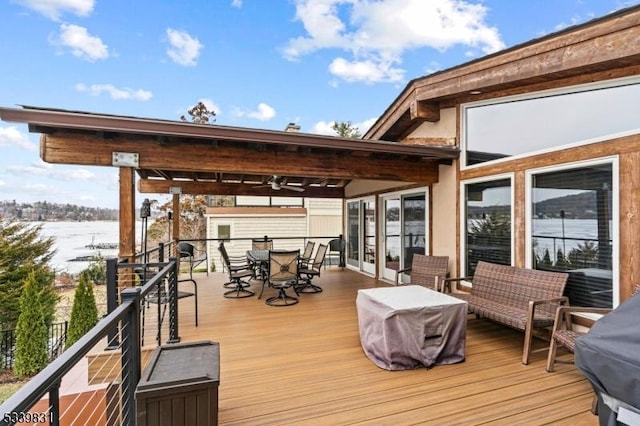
left=529, top=161, right=616, bottom=308
left=464, top=78, right=640, bottom=166
left=464, top=178, right=512, bottom=275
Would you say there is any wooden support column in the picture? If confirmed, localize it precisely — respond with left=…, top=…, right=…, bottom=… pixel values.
left=119, top=167, right=136, bottom=263
left=514, top=170, right=526, bottom=268
left=619, top=152, right=640, bottom=301
left=172, top=194, right=180, bottom=242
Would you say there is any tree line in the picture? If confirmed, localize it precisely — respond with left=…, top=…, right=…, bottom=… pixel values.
left=0, top=200, right=118, bottom=221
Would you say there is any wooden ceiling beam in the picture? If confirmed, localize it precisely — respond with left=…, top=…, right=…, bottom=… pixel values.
left=41, top=133, right=440, bottom=182
left=410, top=100, right=439, bottom=122
left=138, top=179, right=345, bottom=198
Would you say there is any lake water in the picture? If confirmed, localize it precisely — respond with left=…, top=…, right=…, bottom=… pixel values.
left=33, top=218, right=606, bottom=274
left=35, top=221, right=141, bottom=275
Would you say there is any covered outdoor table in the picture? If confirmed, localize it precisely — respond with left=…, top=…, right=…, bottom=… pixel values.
left=356, top=285, right=467, bottom=370
left=575, top=292, right=640, bottom=426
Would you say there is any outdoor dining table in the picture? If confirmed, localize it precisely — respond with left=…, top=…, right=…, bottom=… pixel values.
left=356, top=285, right=468, bottom=370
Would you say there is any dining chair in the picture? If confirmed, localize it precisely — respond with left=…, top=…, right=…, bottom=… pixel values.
left=134, top=265, right=198, bottom=337
left=297, top=243, right=327, bottom=293
left=178, top=242, right=209, bottom=284
left=265, top=249, right=300, bottom=306
left=299, top=241, right=315, bottom=269
left=252, top=238, right=274, bottom=250
left=219, top=242, right=254, bottom=298
left=325, top=238, right=345, bottom=269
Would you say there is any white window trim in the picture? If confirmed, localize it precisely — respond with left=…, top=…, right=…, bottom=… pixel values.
left=461, top=75, right=640, bottom=170
left=524, top=156, right=620, bottom=307
left=460, top=173, right=515, bottom=277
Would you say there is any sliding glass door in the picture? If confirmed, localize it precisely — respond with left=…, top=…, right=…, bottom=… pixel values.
left=381, top=191, right=427, bottom=281
left=346, top=198, right=376, bottom=274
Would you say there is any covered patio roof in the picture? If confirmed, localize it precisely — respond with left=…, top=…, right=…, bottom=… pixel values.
left=0, top=106, right=459, bottom=199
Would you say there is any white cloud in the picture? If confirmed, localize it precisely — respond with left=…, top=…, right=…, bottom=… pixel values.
left=329, top=57, right=403, bottom=83
left=231, top=0, right=242, bottom=8
left=311, top=117, right=377, bottom=136
left=284, top=0, right=505, bottom=83
left=14, top=0, right=94, bottom=21
left=7, top=161, right=96, bottom=182
left=311, top=120, right=336, bottom=135
left=51, top=23, right=109, bottom=62
left=75, top=83, right=153, bottom=101
left=0, top=179, right=6, bottom=188
left=166, top=28, right=203, bottom=66
left=233, top=103, right=276, bottom=121
left=0, top=126, right=37, bottom=151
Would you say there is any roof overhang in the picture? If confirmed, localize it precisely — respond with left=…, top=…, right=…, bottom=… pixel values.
left=0, top=106, right=459, bottom=198
left=366, top=5, right=640, bottom=141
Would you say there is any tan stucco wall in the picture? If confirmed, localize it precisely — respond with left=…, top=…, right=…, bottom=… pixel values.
left=431, top=163, right=458, bottom=275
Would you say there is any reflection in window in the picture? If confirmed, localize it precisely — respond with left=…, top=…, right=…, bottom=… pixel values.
left=465, top=179, right=511, bottom=275
left=403, top=194, right=426, bottom=271
left=347, top=201, right=360, bottom=267
left=363, top=200, right=375, bottom=264
left=531, top=163, right=613, bottom=308
left=465, top=81, right=640, bottom=166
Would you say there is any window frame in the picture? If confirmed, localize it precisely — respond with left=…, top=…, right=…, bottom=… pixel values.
left=460, top=173, right=515, bottom=278
left=524, top=156, right=620, bottom=308
left=460, top=75, right=640, bottom=170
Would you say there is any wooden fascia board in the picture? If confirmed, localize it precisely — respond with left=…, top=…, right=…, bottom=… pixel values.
left=413, top=26, right=640, bottom=101
left=41, top=133, right=441, bottom=182
left=366, top=8, right=640, bottom=140
left=0, top=106, right=457, bottom=158
left=138, top=179, right=345, bottom=198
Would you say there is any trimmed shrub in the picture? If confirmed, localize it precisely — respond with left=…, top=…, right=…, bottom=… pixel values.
left=14, top=271, right=49, bottom=377
left=65, top=271, right=99, bottom=349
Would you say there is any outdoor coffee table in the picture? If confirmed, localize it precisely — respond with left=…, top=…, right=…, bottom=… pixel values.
left=356, top=285, right=467, bottom=370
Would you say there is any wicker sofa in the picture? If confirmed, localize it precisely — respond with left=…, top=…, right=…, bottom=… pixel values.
left=449, top=261, right=569, bottom=365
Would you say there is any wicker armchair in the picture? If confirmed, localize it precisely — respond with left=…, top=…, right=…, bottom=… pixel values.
left=394, top=254, right=449, bottom=292
left=546, top=306, right=612, bottom=373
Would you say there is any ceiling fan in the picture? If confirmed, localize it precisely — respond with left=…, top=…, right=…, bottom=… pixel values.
left=255, top=175, right=305, bottom=192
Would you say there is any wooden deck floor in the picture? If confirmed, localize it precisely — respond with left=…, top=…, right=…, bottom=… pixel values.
left=167, top=268, right=597, bottom=425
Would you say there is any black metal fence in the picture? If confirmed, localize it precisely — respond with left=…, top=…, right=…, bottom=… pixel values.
left=0, top=321, right=68, bottom=370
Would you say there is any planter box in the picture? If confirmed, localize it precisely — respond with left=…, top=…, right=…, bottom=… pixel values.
left=136, top=341, right=220, bottom=426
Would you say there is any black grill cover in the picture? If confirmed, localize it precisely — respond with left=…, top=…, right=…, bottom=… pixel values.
left=575, top=293, right=640, bottom=426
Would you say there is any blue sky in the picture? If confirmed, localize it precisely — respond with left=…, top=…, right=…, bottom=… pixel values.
left=0, top=0, right=636, bottom=209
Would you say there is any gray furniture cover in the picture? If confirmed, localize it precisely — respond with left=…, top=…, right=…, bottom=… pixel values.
left=575, top=292, right=640, bottom=426
left=356, top=286, right=467, bottom=370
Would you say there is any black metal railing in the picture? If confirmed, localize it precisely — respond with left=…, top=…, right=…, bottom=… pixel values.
left=178, top=234, right=346, bottom=273
left=0, top=259, right=179, bottom=426
left=0, top=322, right=68, bottom=370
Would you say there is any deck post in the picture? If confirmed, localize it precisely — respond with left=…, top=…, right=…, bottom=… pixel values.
left=167, top=258, right=180, bottom=344
left=120, top=288, right=141, bottom=425
left=105, top=257, right=119, bottom=350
